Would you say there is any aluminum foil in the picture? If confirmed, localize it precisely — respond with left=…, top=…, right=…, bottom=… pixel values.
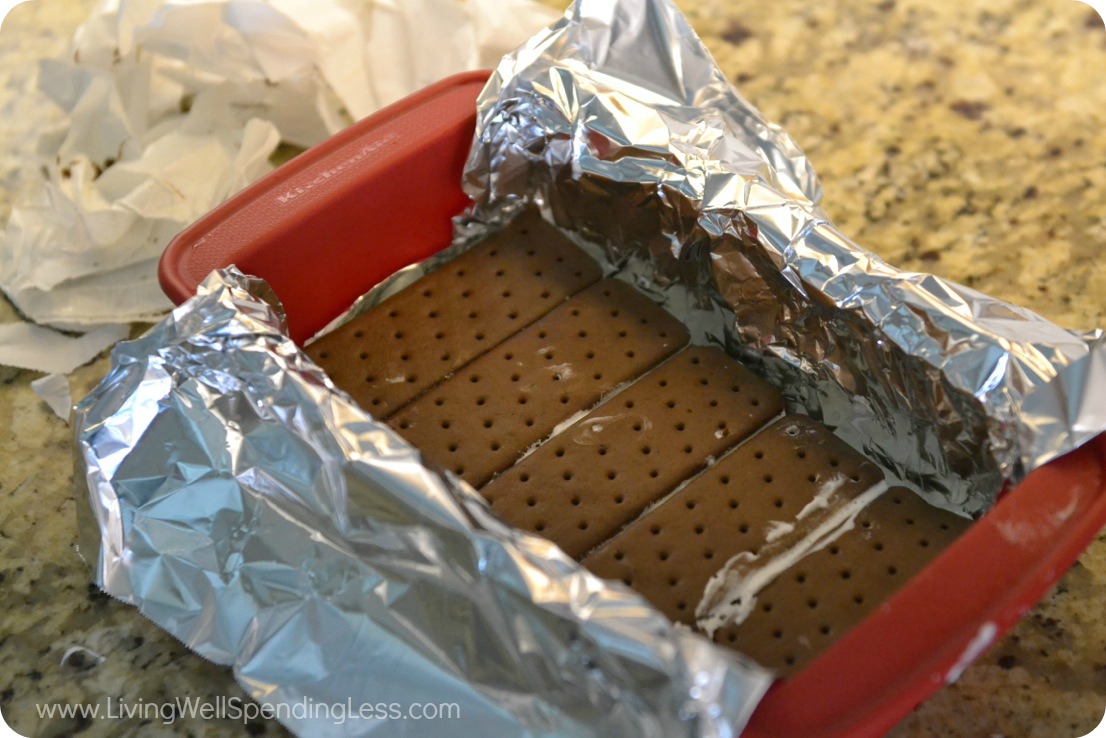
left=72, top=0, right=1106, bottom=732
left=463, top=0, right=1106, bottom=517
left=74, top=267, right=773, bottom=737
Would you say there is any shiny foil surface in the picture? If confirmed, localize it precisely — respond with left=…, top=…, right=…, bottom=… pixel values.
left=74, top=268, right=772, bottom=737
left=463, top=0, right=1106, bottom=516
left=73, top=0, right=1106, bottom=732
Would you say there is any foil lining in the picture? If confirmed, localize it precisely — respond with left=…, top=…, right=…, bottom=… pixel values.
left=463, top=0, right=1106, bottom=517
left=73, top=0, right=1106, bottom=732
left=74, top=267, right=772, bottom=737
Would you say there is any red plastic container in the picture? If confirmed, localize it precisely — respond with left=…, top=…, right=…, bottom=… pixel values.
left=160, top=71, right=1106, bottom=737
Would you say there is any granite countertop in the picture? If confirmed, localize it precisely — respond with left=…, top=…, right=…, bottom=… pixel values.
left=2, top=0, right=1105, bottom=736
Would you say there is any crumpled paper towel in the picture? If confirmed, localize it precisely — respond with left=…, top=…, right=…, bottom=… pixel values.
left=0, top=0, right=559, bottom=371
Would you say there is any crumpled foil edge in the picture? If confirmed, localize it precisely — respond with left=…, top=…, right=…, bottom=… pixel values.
left=74, top=267, right=772, bottom=737
left=462, top=0, right=1106, bottom=517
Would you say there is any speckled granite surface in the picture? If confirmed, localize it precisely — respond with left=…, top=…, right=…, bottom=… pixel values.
left=2, top=1, right=1105, bottom=736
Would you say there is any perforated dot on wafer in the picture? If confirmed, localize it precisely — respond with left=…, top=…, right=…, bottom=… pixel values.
left=389, top=279, right=689, bottom=488
left=715, top=486, right=969, bottom=675
left=582, top=414, right=884, bottom=626
left=480, top=346, right=784, bottom=559
left=306, top=208, right=601, bottom=418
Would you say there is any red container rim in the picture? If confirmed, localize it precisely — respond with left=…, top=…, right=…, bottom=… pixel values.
left=159, top=71, right=1106, bottom=738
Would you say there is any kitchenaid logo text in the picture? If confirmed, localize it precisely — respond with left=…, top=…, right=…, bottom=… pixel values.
left=27, top=695, right=460, bottom=727
left=275, top=134, right=398, bottom=205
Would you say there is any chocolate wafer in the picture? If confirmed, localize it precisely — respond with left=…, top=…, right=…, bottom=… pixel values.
left=389, top=279, right=689, bottom=488
left=306, top=209, right=601, bottom=418
left=310, top=216, right=971, bottom=673
left=480, top=346, right=784, bottom=559
left=582, top=415, right=885, bottom=626
left=715, top=486, right=969, bottom=675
